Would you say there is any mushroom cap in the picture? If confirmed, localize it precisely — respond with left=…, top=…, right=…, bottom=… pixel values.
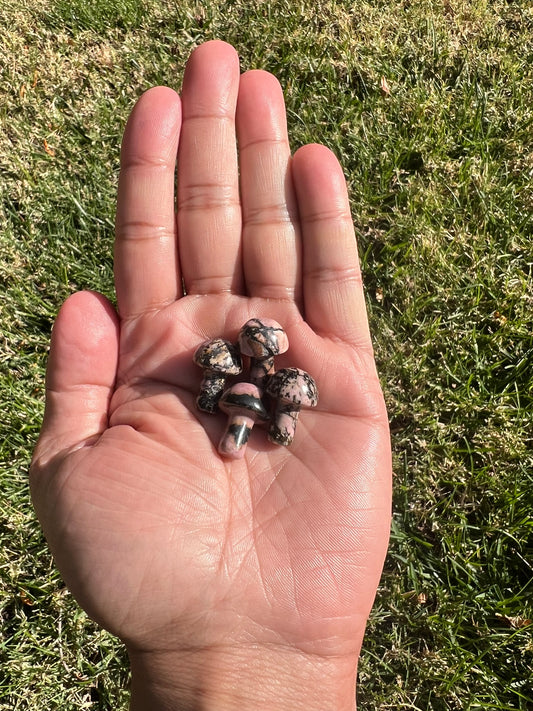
left=238, top=318, right=289, bottom=359
left=266, top=367, right=318, bottom=408
left=219, top=382, right=269, bottom=421
left=193, top=338, right=242, bottom=374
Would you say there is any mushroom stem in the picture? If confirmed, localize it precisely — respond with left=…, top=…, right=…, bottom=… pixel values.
left=238, top=318, right=289, bottom=390
left=249, top=356, right=275, bottom=388
left=268, top=403, right=300, bottom=446
left=219, top=414, right=255, bottom=459
left=197, top=372, right=226, bottom=413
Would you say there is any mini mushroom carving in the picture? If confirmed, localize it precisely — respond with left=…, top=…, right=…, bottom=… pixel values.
left=218, top=382, right=269, bottom=459
left=238, top=318, right=289, bottom=389
left=193, top=338, right=242, bottom=413
left=265, top=367, right=318, bottom=446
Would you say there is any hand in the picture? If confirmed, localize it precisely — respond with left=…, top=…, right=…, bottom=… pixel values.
left=30, top=41, right=392, bottom=710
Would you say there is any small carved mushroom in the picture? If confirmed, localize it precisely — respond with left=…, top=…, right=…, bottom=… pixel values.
left=266, top=367, right=318, bottom=446
left=238, top=318, right=289, bottom=389
left=193, top=338, right=242, bottom=413
left=218, top=382, right=269, bottom=459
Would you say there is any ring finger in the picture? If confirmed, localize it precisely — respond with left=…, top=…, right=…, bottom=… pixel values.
left=237, top=70, right=301, bottom=306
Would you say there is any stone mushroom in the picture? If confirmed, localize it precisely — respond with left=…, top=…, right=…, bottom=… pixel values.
left=265, top=367, right=318, bottom=446
left=193, top=338, right=242, bottom=414
left=218, top=382, right=269, bottom=459
left=238, top=318, right=289, bottom=389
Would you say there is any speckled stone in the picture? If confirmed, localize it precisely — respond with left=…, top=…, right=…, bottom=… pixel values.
left=193, top=338, right=242, bottom=413
left=218, top=382, right=269, bottom=459
left=266, top=367, right=318, bottom=446
left=238, top=318, right=289, bottom=389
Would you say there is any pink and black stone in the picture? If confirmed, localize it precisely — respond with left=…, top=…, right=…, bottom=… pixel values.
left=193, top=338, right=243, bottom=414
left=218, top=382, right=269, bottom=459
left=266, top=367, right=318, bottom=446
left=238, top=318, right=289, bottom=389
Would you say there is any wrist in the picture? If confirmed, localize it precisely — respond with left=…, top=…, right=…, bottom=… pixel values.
left=128, top=644, right=358, bottom=711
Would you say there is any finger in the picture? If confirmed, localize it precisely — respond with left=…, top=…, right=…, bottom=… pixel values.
left=237, top=70, right=301, bottom=304
left=293, top=144, right=372, bottom=349
left=30, top=291, right=119, bottom=471
left=115, top=86, right=181, bottom=319
left=177, top=41, right=243, bottom=295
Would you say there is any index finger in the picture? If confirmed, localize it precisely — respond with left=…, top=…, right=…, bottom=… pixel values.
left=114, top=87, right=182, bottom=320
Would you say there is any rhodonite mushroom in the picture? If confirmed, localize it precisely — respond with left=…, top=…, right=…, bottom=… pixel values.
left=238, top=318, right=289, bottom=389
left=193, top=338, right=242, bottom=413
left=266, top=367, right=318, bottom=446
left=218, top=382, right=269, bottom=459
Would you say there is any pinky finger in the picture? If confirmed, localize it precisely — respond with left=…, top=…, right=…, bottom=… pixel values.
left=293, top=144, right=372, bottom=350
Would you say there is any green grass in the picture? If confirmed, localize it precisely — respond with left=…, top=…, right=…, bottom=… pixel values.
left=1, top=0, right=532, bottom=708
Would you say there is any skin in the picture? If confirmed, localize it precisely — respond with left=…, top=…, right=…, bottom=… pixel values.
left=30, top=41, right=392, bottom=711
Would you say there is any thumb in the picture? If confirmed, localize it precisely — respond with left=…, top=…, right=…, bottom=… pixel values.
left=31, top=290, right=119, bottom=471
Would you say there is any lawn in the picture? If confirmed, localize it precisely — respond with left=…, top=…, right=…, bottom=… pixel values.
left=1, top=0, right=532, bottom=708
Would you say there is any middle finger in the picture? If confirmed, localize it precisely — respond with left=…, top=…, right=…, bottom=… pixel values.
left=177, top=41, right=243, bottom=295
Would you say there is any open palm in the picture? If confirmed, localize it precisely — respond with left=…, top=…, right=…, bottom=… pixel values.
left=30, top=41, right=391, bottom=694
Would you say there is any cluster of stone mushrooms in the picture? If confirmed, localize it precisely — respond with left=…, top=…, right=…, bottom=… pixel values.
left=193, top=318, right=318, bottom=459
